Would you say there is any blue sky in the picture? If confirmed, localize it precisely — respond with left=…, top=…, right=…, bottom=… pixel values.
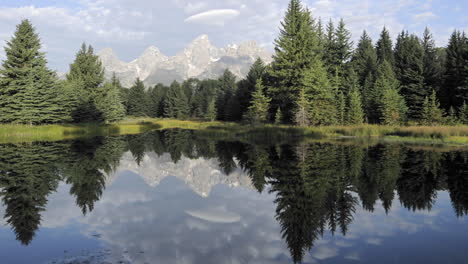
left=0, top=0, right=466, bottom=71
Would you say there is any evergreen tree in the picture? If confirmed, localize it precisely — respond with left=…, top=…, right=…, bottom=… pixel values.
left=323, top=19, right=336, bottom=74
left=336, top=91, right=346, bottom=125
left=67, top=43, right=105, bottom=92
left=66, top=43, right=107, bottom=122
left=57, top=80, right=81, bottom=123
left=111, top=73, right=129, bottom=111
left=346, top=70, right=365, bottom=124
left=275, top=108, right=282, bottom=124
left=394, top=31, right=426, bottom=120
left=164, top=80, right=189, bottom=119
left=268, top=0, right=320, bottom=123
left=294, top=88, right=311, bottom=126
left=352, top=31, right=378, bottom=87
left=127, top=78, right=148, bottom=116
left=236, top=58, right=266, bottom=119
left=459, top=101, right=468, bottom=125
left=422, top=28, right=443, bottom=93
left=376, top=27, right=394, bottom=66
left=245, top=79, right=271, bottom=125
left=95, top=82, right=126, bottom=122
left=442, top=30, right=468, bottom=109
left=380, top=87, right=407, bottom=125
left=0, top=20, right=65, bottom=124
left=302, top=60, right=337, bottom=125
left=147, top=83, right=167, bottom=117
left=216, top=69, right=237, bottom=121
left=368, top=61, right=400, bottom=123
left=333, top=19, right=353, bottom=72
left=421, top=90, right=444, bottom=125
left=445, top=106, right=459, bottom=125
left=204, top=97, right=217, bottom=121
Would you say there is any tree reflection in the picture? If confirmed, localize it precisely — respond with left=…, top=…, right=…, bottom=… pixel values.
left=0, top=129, right=467, bottom=261
left=0, top=142, right=64, bottom=245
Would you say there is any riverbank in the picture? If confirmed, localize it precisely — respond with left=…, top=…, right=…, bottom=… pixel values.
left=0, top=118, right=467, bottom=145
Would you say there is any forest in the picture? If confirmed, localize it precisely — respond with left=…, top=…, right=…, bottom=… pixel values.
left=0, top=0, right=467, bottom=127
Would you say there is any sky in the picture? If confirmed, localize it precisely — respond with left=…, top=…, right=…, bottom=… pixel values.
left=0, top=0, right=466, bottom=71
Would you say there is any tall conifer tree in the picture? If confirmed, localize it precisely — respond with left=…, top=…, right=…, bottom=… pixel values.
left=268, top=0, right=320, bottom=123
left=0, top=20, right=65, bottom=124
left=376, top=27, right=395, bottom=66
left=394, top=31, right=425, bottom=120
left=128, top=78, right=149, bottom=116
left=442, top=30, right=468, bottom=109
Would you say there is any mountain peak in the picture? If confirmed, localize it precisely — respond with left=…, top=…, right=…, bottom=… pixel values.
left=189, top=34, right=212, bottom=47
left=141, top=45, right=162, bottom=57
left=98, top=47, right=117, bottom=58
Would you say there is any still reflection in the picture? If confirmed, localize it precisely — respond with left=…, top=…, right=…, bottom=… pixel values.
left=0, top=130, right=467, bottom=263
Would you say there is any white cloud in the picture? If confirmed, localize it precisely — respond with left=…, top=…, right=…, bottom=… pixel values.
left=413, top=11, right=437, bottom=22
left=184, top=9, right=240, bottom=25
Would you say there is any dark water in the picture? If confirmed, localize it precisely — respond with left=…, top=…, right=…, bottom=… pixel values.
left=0, top=130, right=467, bottom=264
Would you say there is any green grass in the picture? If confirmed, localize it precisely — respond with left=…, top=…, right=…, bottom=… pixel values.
left=0, top=118, right=467, bottom=145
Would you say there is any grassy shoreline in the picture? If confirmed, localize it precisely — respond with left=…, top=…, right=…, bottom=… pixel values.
left=0, top=118, right=467, bottom=145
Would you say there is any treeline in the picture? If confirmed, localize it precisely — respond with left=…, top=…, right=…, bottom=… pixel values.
left=2, top=0, right=468, bottom=126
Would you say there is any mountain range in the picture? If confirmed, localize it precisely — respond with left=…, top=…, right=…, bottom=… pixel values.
left=109, top=151, right=254, bottom=197
left=98, top=35, right=272, bottom=87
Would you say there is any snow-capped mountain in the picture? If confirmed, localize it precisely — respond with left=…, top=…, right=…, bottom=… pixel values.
left=108, top=151, right=254, bottom=197
left=98, top=35, right=272, bottom=87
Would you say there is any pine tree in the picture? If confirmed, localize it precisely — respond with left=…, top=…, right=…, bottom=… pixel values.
left=422, top=28, right=443, bottom=93
left=376, top=27, right=394, bottom=66
left=245, top=79, right=271, bottom=125
left=445, top=106, right=459, bottom=125
left=95, top=82, right=126, bottom=123
left=204, top=97, right=217, bottom=121
left=164, top=80, right=189, bottom=119
left=67, top=43, right=104, bottom=91
left=352, top=31, right=378, bottom=87
left=236, top=58, right=266, bottom=119
left=380, top=87, right=407, bottom=125
left=294, top=88, right=311, bottom=126
left=323, top=19, right=336, bottom=74
left=394, top=31, right=426, bottom=120
left=336, top=91, right=346, bottom=125
left=57, top=80, right=81, bottom=122
left=459, top=101, right=468, bottom=125
left=347, top=87, right=365, bottom=125
left=275, top=108, right=282, bottom=124
left=0, top=20, right=65, bottom=124
left=368, top=61, right=399, bottom=123
left=421, top=90, right=444, bottom=125
left=216, top=69, right=237, bottom=121
left=302, top=60, right=337, bottom=125
left=66, top=43, right=106, bottom=122
left=346, top=70, right=365, bottom=125
left=333, top=19, right=353, bottom=70
left=127, top=78, right=148, bottom=116
left=268, top=0, right=320, bottom=123
left=442, top=30, right=468, bottom=110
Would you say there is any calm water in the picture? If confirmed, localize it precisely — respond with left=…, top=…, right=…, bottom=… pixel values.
left=0, top=130, right=467, bottom=264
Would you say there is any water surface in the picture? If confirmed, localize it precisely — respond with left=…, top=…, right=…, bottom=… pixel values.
left=0, top=130, right=467, bottom=263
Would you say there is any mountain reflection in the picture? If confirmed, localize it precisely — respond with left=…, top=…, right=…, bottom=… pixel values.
left=0, top=130, right=467, bottom=263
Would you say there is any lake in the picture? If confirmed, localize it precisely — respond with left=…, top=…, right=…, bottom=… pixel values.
left=0, top=129, right=467, bottom=264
